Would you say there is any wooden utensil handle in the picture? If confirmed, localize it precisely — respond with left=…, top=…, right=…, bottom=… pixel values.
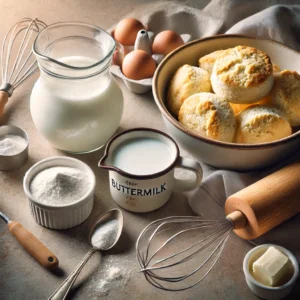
left=226, top=210, right=247, bottom=229
left=0, top=91, right=9, bottom=117
left=8, top=221, right=59, bottom=270
left=225, top=161, right=300, bottom=240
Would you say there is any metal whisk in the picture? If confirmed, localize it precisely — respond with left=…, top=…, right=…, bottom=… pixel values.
left=136, top=216, right=235, bottom=291
left=0, top=17, right=46, bottom=116
left=136, top=161, right=300, bottom=291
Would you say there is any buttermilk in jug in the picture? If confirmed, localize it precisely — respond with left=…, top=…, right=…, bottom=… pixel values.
left=31, top=22, right=123, bottom=153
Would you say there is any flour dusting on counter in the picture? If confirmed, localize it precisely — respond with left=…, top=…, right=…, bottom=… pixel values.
left=107, top=266, right=122, bottom=280
left=89, top=255, right=132, bottom=297
left=97, top=266, right=123, bottom=293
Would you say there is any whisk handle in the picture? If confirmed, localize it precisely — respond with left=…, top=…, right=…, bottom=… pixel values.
left=225, top=161, right=300, bottom=240
left=0, top=91, right=9, bottom=117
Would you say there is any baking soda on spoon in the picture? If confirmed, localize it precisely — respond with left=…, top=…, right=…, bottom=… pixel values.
left=48, top=209, right=123, bottom=300
left=91, top=219, right=119, bottom=249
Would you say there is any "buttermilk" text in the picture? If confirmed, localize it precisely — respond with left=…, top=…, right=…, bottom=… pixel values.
left=111, top=179, right=167, bottom=196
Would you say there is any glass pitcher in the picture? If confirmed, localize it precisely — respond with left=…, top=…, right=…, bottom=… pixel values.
left=31, top=22, right=124, bottom=153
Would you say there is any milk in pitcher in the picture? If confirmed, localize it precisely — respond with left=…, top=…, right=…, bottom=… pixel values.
left=30, top=56, right=123, bottom=153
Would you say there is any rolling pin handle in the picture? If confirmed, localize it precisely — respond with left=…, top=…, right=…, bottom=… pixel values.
left=226, top=210, right=247, bottom=229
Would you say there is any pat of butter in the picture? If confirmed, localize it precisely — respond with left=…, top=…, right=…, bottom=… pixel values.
left=252, top=246, right=289, bottom=287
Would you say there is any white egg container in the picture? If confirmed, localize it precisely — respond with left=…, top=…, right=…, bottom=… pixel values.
left=110, top=65, right=152, bottom=94
left=110, top=32, right=191, bottom=94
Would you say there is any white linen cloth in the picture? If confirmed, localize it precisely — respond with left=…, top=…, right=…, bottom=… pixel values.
left=189, top=151, right=300, bottom=260
left=115, top=0, right=300, bottom=259
left=130, top=0, right=300, bottom=50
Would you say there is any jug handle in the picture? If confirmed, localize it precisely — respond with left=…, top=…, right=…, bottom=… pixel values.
left=174, top=156, right=203, bottom=192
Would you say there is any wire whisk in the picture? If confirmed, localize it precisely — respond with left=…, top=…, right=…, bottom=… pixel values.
left=136, top=161, right=300, bottom=291
left=0, top=17, right=46, bottom=116
left=136, top=216, right=234, bottom=291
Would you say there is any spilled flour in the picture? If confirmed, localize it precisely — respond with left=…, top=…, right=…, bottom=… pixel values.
left=89, top=255, right=132, bottom=297
left=108, top=266, right=122, bottom=280
left=97, top=266, right=122, bottom=291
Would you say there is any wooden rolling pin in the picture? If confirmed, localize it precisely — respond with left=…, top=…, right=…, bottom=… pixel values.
left=225, top=161, right=300, bottom=240
left=0, top=211, right=59, bottom=270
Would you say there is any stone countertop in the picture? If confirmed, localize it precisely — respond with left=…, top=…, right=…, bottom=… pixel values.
left=0, top=1, right=299, bottom=299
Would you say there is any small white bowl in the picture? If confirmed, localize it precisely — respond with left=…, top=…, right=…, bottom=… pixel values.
left=0, top=125, right=29, bottom=171
left=23, top=156, right=96, bottom=230
left=243, top=244, right=299, bottom=300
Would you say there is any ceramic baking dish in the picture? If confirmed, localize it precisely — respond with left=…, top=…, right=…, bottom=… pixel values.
left=153, top=35, right=300, bottom=171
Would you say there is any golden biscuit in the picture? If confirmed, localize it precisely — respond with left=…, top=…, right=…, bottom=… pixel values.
left=167, top=64, right=211, bottom=116
left=211, top=46, right=274, bottom=103
left=179, top=92, right=236, bottom=142
left=270, top=70, right=300, bottom=126
left=230, top=93, right=272, bottom=114
left=235, top=105, right=291, bottom=144
left=198, top=50, right=224, bottom=75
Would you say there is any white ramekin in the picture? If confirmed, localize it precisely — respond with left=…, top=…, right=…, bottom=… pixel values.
left=243, top=244, right=299, bottom=300
left=23, top=156, right=96, bottom=230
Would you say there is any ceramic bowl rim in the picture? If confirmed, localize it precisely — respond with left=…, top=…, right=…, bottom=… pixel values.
left=153, top=34, right=300, bottom=149
left=23, top=156, right=96, bottom=210
left=243, top=244, right=299, bottom=291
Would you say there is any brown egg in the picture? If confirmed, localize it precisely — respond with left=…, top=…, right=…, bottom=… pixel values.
left=114, top=18, right=145, bottom=46
left=152, top=30, right=184, bottom=55
left=122, top=50, right=156, bottom=80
